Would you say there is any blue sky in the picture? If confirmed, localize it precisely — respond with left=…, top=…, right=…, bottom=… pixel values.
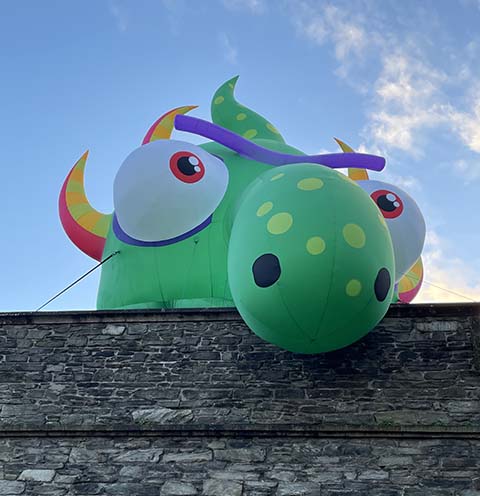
left=1, top=0, right=480, bottom=311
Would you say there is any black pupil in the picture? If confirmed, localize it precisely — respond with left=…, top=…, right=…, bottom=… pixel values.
left=376, top=194, right=397, bottom=212
left=177, top=156, right=198, bottom=176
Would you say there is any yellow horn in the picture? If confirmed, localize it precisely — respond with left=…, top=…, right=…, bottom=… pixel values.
left=142, top=105, right=197, bottom=144
left=334, top=138, right=369, bottom=181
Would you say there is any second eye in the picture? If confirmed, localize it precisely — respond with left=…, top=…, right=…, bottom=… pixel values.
left=371, top=189, right=404, bottom=219
left=170, top=151, right=205, bottom=183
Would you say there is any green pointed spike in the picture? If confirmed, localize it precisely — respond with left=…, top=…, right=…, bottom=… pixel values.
left=211, top=76, right=285, bottom=143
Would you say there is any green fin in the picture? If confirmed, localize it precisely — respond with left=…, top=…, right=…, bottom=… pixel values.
left=211, top=76, right=285, bottom=143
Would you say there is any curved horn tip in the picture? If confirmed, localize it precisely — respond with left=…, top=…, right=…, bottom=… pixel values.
left=334, top=138, right=355, bottom=153
left=229, top=75, right=240, bottom=85
left=70, top=150, right=89, bottom=173
left=142, top=106, right=198, bottom=145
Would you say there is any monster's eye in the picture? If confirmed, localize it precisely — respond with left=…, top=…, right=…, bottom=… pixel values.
left=370, top=189, right=404, bottom=219
left=114, top=140, right=229, bottom=244
left=170, top=151, right=205, bottom=183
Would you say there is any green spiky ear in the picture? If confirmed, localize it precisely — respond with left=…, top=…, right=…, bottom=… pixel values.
left=211, top=76, right=285, bottom=143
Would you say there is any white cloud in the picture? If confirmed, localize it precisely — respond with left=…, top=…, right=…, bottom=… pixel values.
left=291, top=3, right=450, bottom=155
left=366, top=52, right=450, bottom=155
left=108, top=0, right=128, bottom=32
left=218, top=32, right=238, bottom=64
left=416, top=230, right=480, bottom=302
left=295, top=3, right=369, bottom=63
left=222, top=0, right=266, bottom=14
left=375, top=170, right=422, bottom=193
left=447, top=90, right=480, bottom=154
left=289, top=1, right=480, bottom=165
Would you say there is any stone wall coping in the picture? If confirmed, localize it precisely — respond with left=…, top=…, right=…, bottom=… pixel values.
left=1, top=302, right=479, bottom=325
left=0, top=424, right=479, bottom=439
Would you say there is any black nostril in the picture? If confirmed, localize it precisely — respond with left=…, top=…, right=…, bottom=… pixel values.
left=374, top=267, right=391, bottom=302
left=252, top=253, right=281, bottom=288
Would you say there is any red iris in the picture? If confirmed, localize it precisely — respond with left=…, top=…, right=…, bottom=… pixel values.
left=169, top=151, right=205, bottom=183
left=371, top=189, right=404, bottom=219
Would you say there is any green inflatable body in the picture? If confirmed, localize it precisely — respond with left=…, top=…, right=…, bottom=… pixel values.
left=60, top=77, right=396, bottom=353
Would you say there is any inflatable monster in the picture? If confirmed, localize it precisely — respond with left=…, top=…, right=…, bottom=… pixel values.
left=60, top=77, right=398, bottom=353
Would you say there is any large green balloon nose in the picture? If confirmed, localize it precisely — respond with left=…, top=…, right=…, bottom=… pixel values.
left=227, top=163, right=395, bottom=354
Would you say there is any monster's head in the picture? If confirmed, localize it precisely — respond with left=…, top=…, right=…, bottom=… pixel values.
left=59, top=77, right=402, bottom=354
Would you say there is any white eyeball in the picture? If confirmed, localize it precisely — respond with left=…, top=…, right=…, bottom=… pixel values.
left=113, top=140, right=228, bottom=242
left=358, top=180, right=425, bottom=282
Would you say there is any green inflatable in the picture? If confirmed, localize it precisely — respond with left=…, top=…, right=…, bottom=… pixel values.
left=228, top=164, right=394, bottom=353
left=59, top=77, right=394, bottom=353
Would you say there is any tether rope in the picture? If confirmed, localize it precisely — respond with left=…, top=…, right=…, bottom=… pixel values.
left=35, top=251, right=478, bottom=310
left=35, top=251, right=120, bottom=311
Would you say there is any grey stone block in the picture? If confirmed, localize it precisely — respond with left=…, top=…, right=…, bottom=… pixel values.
left=163, top=451, right=212, bottom=463
left=161, top=481, right=198, bottom=495
left=18, top=469, right=56, bottom=482
left=132, top=408, right=193, bottom=425
left=203, top=479, right=243, bottom=496
left=0, top=481, right=26, bottom=495
left=214, top=448, right=266, bottom=462
left=277, top=482, right=321, bottom=495
left=103, top=325, right=126, bottom=336
left=114, top=449, right=163, bottom=463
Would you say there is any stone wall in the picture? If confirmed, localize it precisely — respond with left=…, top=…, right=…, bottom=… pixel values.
left=0, top=304, right=479, bottom=495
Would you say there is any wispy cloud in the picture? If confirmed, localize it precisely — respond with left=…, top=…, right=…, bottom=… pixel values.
left=447, top=88, right=480, bottom=154
left=290, top=0, right=480, bottom=165
left=367, top=52, right=449, bottom=156
left=293, top=3, right=369, bottom=67
left=218, top=32, right=238, bottom=64
left=222, top=0, right=266, bottom=14
left=108, top=0, right=128, bottom=32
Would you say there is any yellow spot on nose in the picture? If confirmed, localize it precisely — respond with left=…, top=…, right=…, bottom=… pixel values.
left=297, top=178, right=324, bottom=191
left=343, top=224, right=366, bottom=248
left=306, top=237, right=326, bottom=255
left=267, top=213, right=293, bottom=235
left=266, top=123, right=280, bottom=134
left=346, top=279, right=362, bottom=297
left=236, top=113, right=247, bottom=121
left=257, top=202, right=273, bottom=217
left=214, top=96, right=224, bottom=105
left=243, top=129, right=258, bottom=139
left=271, top=173, right=285, bottom=181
